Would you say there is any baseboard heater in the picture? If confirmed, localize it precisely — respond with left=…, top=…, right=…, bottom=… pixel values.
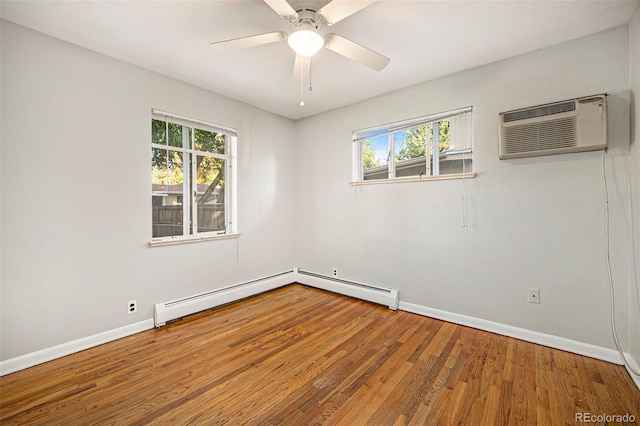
left=154, top=270, right=295, bottom=327
left=295, top=269, right=399, bottom=310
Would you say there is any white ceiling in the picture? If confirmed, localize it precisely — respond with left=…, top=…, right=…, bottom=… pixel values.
left=2, top=0, right=639, bottom=120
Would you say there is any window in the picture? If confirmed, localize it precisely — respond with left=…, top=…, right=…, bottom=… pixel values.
left=353, top=107, right=473, bottom=182
left=151, top=110, right=236, bottom=243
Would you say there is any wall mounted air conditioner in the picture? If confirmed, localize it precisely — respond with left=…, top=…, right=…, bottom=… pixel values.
left=499, top=95, right=607, bottom=159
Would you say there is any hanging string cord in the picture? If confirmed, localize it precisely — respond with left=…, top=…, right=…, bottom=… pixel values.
left=461, top=148, right=467, bottom=230
left=299, top=59, right=305, bottom=106
left=460, top=115, right=469, bottom=230
left=602, top=148, right=640, bottom=376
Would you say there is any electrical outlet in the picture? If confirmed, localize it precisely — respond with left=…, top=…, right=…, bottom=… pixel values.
left=528, top=289, right=540, bottom=304
left=128, top=300, right=137, bottom=314
left=332, top=268, right=338, bottom=277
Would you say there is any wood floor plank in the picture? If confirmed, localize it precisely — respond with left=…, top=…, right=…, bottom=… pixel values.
left=1, top=284, right=639, bottom=425
left=510, top=338, right=538, bottom=425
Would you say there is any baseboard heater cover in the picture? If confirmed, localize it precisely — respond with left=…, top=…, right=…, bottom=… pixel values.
left=295, top=269, right=399, bottom=310
left=154, top=270, right=294, bottom=326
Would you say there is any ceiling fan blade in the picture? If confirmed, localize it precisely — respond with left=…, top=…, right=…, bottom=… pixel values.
left=264, top=0, right=298, bottom=19
left=324, top=33, right=390, bottom=71
left=210, top=32, right=287, bottom=50
left=292, top=54, right=311, bottom=87
left=318, top=0, right=376, bottom=26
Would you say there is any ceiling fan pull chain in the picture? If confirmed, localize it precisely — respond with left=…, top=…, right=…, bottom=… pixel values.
left=309, top=58, right=313, bottom=92
left=300, top=58, right=305, bottom=106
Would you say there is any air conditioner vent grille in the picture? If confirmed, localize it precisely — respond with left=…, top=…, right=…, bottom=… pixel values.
left=499, top=94, right=606, bottom=159
left=502, top=117, right=577, bottom=154
left=503, top=101, right=575, bottom=123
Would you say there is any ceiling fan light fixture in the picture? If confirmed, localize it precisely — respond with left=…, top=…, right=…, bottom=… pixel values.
left=288, top=28, right=324, bottom=57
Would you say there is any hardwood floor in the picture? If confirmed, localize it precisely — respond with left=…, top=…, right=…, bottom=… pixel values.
left=1, top=284, right=639, bottom=425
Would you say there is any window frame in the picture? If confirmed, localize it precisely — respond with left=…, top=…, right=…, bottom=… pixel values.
left=150, top=109, right=238, bottom=246
left=352, top=106, right=474, bottom=184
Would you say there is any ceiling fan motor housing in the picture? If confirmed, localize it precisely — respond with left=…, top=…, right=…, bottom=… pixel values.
left=293, top=9, right=323, bottom=30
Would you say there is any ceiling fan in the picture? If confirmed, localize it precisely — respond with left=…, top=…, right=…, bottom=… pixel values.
left=210, top=0, right=390, bottom=104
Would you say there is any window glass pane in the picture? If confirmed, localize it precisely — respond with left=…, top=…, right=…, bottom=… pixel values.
left=168, top=122, right=183, bottom=148
left=194, top=129, right=225, bottom=155
left=395, top=125, right=428, bottom=178
left=151, top=149, right=184, bottom=238
left=439, top=115, right=473, bottom=175
left=438, top=152, right=472, bottom=175
left=437, top=120, right=450, bottom=152
left=362, top=132, right=389, bottom=180
left=151, top=147, right=168, bottom=192
left=196, top=156, right=225, bottom=233
left=152, top=119, right=166, bottom=145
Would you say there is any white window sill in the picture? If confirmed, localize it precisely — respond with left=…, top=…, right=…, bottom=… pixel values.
left=349, top=172, right=476, bottom=186
left=149, top=233, right=240, bottom=247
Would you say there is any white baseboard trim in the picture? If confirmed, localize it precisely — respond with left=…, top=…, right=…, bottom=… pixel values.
left=399, top=301, right=624, bottom=366
left=0, top=319, right=154, bottom=377
left=624, top=353, right=640, bottom=390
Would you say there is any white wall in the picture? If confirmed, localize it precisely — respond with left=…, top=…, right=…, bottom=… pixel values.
left=294, top=25, right=631, bottom=350
left=0, top=21, right=295, bottom=361
left=629, top=6, right=640, bottom=370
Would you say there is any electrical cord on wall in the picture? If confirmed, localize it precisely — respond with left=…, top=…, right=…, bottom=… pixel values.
left=601, top=148, right=640, bottom=376
left=461, top=150, right=468, bottom=230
